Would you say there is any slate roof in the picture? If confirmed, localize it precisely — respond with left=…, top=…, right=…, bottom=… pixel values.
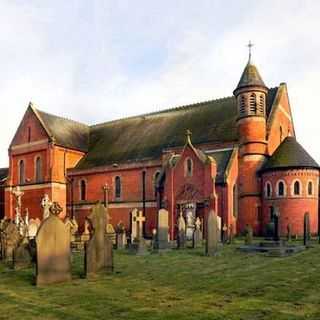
left=235, top=61, right=267, bottom=92
left=261, top=137, right=319, bottom=172
left=34, top=108, right=90, bottom=152
left=76, top=88, right=278, bottom=170
left=0, top=168, right=8, bottom=184
left=206, top=149, right=234, bottom=184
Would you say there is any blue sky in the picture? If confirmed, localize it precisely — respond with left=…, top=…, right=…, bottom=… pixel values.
left=1, top=1, right=320, bottom=167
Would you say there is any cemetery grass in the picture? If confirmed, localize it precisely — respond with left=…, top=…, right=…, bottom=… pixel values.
left=1, top=241, right=320, bottom=320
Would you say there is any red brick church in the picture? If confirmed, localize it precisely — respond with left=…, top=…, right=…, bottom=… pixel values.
left=1, top=56, right=319, bottom=237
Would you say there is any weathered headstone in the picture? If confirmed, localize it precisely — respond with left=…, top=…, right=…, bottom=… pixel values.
left=41, top=194, right=52, bottom=220
left=155, top=209, right=170, bottom=251
left=205, top=210, right=218, bottom=256
left=177, top=212, right=186, bottom=249
left=2, top=222, right=21, bottom=263
left=245, top=225, right=253, bottom=245
left=304, top=212, right=310, bottom=246
left=85, top=202, right=113, bottom=277
left=273, top=206, right=280, bottom=241
left=27, top=219, right=39, bottom=239
left=222, top=223, right=228, bottom=244
left=131, top=208, right=138, bottom=242
left=115, top=221, right=127, bottom=250
left=286, top=224, right=292, bottom=242
left=13, top=237, right=32, bottom=269
left=36, top=207, right=71, bottom=286
left=65, top=217, right=78, bottom=242
left=81, top=219, right=91, bottom=242
left=192, top=217, right=202, bottom=248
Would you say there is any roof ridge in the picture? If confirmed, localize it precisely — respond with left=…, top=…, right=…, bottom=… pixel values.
left=91, top=96, right=234, bottom=128
left=35, top=107, right=89, bottom=128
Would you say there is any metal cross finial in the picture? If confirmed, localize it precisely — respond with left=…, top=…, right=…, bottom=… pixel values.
left=247, top=40, right=254, bottom=62
left=186, top=129, right=192, bottom=142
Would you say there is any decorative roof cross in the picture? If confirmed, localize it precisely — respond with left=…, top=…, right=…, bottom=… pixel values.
left=186, top=129, right=192, bottom=144
left=247, top=40, right=254, bottom=62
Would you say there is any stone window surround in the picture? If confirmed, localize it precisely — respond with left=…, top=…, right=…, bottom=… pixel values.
left=34, top=154, right=43, bottom=183
left=306, top=179, right=314, bottom=197
left=114, top=175, right=122, bottom=201
left=291, top=179, right=302, bottom=197
left=264, top=181, right=272, bottom=198
left=184, top=157, right=193, bottom=177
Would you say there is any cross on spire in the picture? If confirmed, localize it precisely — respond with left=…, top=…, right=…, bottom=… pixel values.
left=247, top=40, right=254, bottom=62
left=186, top=129, right=192, bottom=144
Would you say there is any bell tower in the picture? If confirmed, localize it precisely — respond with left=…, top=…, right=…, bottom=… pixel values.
left=233, top=42, right=268, bottom=234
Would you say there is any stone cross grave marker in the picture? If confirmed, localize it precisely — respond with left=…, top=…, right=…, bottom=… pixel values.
left=12, top=186, right=24, bottom=226
left=41, top=194, right=52, bottom=220
left=205, top=210, right=218, bottom=256
left=36, top=205, right=71, bottom=286
left=85, top=202, right=113, bottom=277
left=135, top=210, right=148, bottom=255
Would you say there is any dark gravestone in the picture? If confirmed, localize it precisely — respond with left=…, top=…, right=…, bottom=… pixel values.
left=13, top=239, right=32, bottom=269
left=36, top=214, right=71, bottom=286
left=205, top=210, right=218, bottom=256
left=85, top=202, right=113, bottom=277
left=115, top=222, right=127, bottom=250
left=245, top=225, right=253, bottom=245
left=304, top=212, right=311, bottom=246
left=286, top=224, right=292, bottom=242
left=273, top=207, right=280, bottom=241
left=177, top=212, right=186, bottom=249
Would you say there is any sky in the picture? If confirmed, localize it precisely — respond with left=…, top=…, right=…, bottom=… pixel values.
left=1, top=0, right=320, bottom=167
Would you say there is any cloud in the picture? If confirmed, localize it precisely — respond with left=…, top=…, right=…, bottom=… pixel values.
left=1, top=0, right=320, bottom=167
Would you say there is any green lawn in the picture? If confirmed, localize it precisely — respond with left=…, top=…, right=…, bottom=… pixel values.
left=1, top=242, right=320, bottom=320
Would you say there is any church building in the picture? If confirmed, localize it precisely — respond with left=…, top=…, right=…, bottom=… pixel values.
left=1, top=55, right=319, bottom=238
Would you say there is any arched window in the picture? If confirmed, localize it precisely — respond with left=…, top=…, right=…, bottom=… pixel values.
left=80, top=180, right=86, bottom=201
left=185, top=158, right=193, bottom=177
left=293, top=180, right=301, bottom=196
left=249, top=93, right=257, bottom=114
left=239, top=95, right=246, bottom=115
left=19, top=160, right=25, bottom=184
left=308, top=181, right=313, bottom=196
left=258, top=95, right=265, bottom=115
left=115, top=176, right=121, bottom=199
left=265, top=182, right=272, bottom=198
left=277, top=180, right=286, bottom=197
left=35, top=156, right=42, bottom=182
left=154, top=171, right=160, bottom=196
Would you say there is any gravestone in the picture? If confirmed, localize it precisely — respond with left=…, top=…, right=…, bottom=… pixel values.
left=134, top=211, right=148, bottom=256
left=3, top=222, right=21, bottom=263
left=205, top=210, right=218, bottom=256
left=222, top=224, right=228, bottom=244
left=13, top=237, right=32, bottom=269
left=41, top=194, right=52, bottom=220
left=245, top=225, right=253, bottom=245
left=85, top=202, right=113, bottom=277
left=217, top=215, right=222, bottom=242
left=81, top=219, right=91, bottom=242
left=106, top=223, right=116, bottom=244
left=65, top=217, right=78, bottom=242
left=286, top=224, right=292, bottom=242
left=304, top=212, right=310, bottom=246
left=273, top=207, right=280, bottom=241
left=155, top=209, right=170, bottom=251
left=192, top=217, right=202, bottom=248
left=36, top=207, right=71, bottom=286
left=115, top=221, right=127, bottom=250
left=28, top=219, right=39, bottom=239
left=177, top=212, right=186, bottom=249
left=131, top=208, right=138, bottom=242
